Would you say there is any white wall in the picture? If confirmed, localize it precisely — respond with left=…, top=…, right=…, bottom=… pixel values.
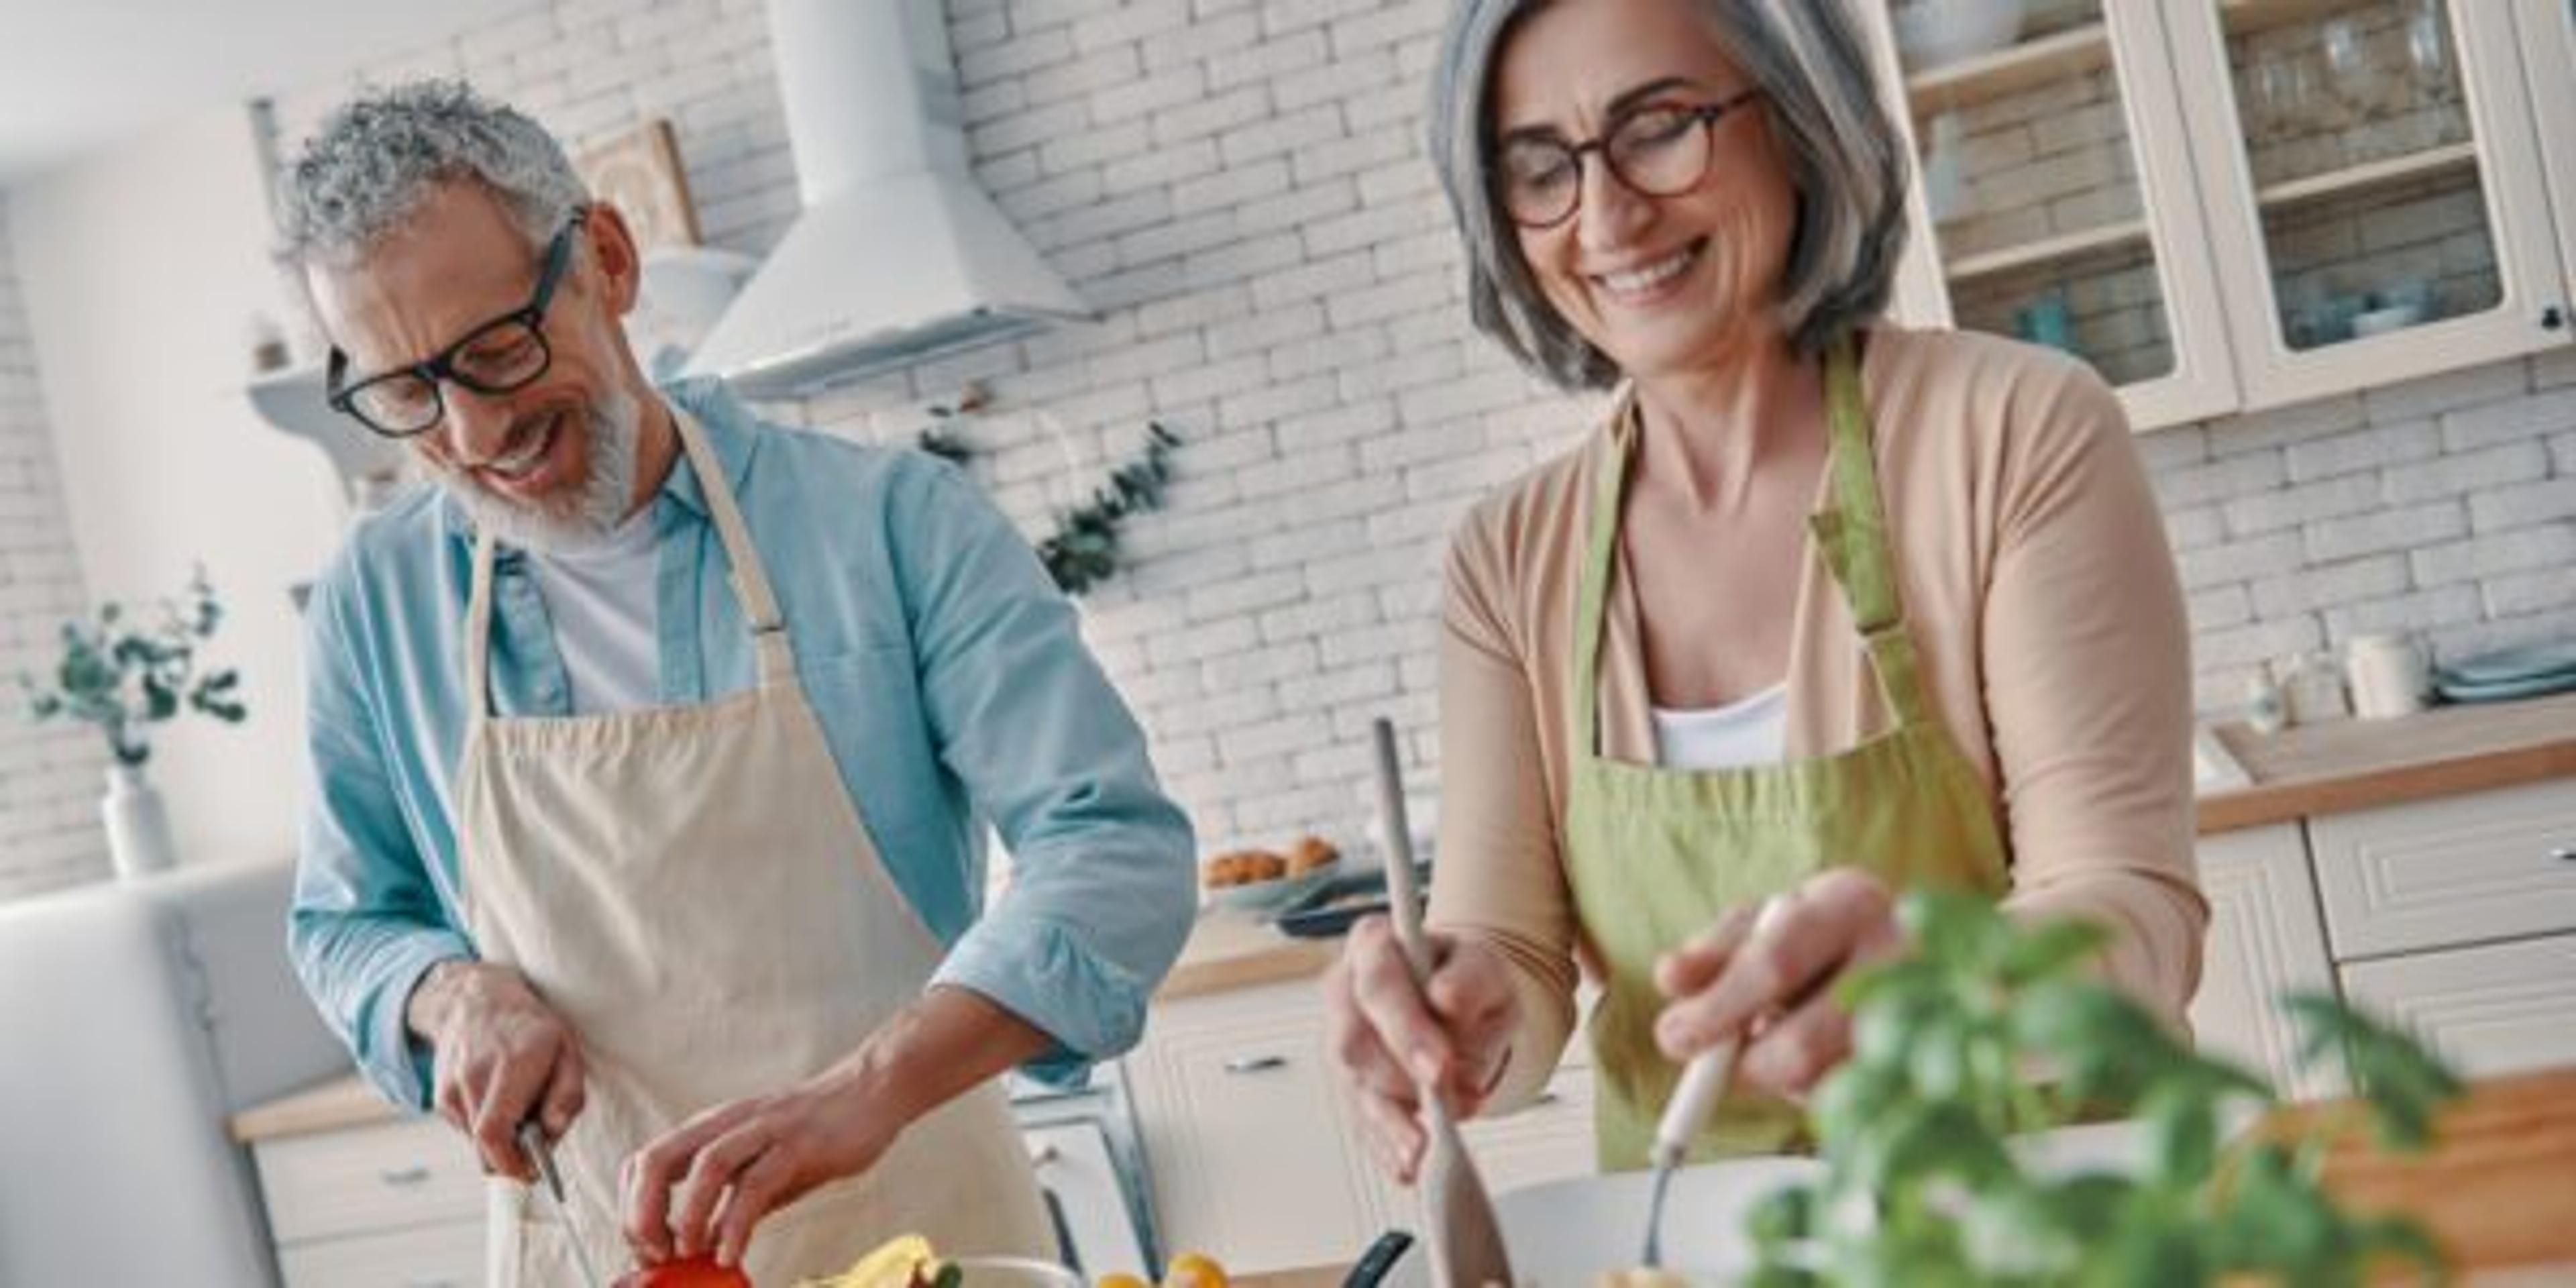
left=0, top=201, right=109, bottom=898
left=11, top=107, right=345, bottom=872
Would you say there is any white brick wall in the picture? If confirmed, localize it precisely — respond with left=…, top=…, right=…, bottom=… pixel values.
left=285, top=0, right=2573, bottom=856
left=0, top=200, right=111, bottom=898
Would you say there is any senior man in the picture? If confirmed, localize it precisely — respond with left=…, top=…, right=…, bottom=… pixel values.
left=282, top=82, right=1194, bottom=1283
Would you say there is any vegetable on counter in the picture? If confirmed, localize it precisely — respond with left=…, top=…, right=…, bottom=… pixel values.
left=615, top=1254, right=753, bottom=1288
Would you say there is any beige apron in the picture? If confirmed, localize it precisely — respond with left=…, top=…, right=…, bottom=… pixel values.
left=455, top=410, right=1053, bottom=1285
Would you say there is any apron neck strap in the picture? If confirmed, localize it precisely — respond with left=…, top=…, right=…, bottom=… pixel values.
left=466, top=527, right=500, bottom=718
left=669, top=407, right=796, bottom=686
left=1572, top=335, right=1936, bottom=755
left=1807, top=337, right=1933, bottom=727
left=461, top=404, right=798, bottom=716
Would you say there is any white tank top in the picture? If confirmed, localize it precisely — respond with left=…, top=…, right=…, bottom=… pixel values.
left=1650, top=682, right=1790, bottom=771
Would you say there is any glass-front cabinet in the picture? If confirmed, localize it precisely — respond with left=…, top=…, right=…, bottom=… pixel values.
left=1857, top=0, right=2575, bottom=429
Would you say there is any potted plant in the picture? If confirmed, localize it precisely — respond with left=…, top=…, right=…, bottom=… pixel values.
left=16, top=568, right=247, bottom=879
left=1740, top=890, right=2463, bottom=1287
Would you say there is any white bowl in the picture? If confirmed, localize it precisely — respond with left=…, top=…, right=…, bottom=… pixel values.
left=1892, top=0, right=2025, bottom=70
left=2351, top=301, right=2426, bottom=337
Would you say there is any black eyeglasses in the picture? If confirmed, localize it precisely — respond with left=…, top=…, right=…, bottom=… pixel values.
left=326, top=208, right=590, bottom=438
left=1493, top=89, right=1763, bottom=229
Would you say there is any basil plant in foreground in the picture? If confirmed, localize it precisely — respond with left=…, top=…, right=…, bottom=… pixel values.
left=17, top=568, right=246, bottom=766
left=1741, top=889, right=2464, bottom=1288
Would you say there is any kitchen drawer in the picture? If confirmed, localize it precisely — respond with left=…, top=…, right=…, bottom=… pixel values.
left=2340, top=932, right=2576, bottom=1081
left=1462, top=1062, right=1597, bottom=1196
left=2308, top=777, right=2576, bottom=961
left=256, top=1116, right=483, bottom=1244
left=277, top=1218, right=483, bottom=1288
left=1124, top=981, right=1379, bottom=1275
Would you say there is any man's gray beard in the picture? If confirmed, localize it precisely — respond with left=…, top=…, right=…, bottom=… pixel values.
left=419, top=386, right=643, bottom=554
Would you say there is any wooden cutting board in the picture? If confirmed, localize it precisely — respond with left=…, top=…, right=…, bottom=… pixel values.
left=2276, top=1065, right=2576, bottom=1273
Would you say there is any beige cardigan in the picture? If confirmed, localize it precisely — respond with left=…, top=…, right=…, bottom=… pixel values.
left=1427, top=325, right=2207, bottom=1109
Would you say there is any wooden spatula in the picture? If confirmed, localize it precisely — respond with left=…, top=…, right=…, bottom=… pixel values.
left=1371, top=716, right=1516, bottom=1288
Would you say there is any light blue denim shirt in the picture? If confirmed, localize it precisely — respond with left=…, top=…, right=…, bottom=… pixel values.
left=290, top=379, right=1196, bottom=1111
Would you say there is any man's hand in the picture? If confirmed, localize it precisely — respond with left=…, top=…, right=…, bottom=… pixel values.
left=619, top=986, right=1049, bottom=1270
left=407, top=959, right=586, bottom=1182
left=619, top=1066, right=902, bottom=1271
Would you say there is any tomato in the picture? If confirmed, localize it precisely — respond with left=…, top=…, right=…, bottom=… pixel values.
left=615, top=1254, right=753, bottom=1288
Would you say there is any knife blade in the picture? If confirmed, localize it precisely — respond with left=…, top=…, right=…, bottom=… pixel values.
left=518, top=1119, right=613, bottom=1288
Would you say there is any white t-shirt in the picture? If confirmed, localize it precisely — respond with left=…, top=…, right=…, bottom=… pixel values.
left=1650, top=682, right=1790, bottom=771
left=525, top=512, right=661, bottom=714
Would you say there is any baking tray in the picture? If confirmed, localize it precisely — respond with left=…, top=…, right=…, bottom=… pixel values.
left=1274, top=860, right=1430, bottom=939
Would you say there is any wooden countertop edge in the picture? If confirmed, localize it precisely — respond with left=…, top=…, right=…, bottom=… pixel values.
left=1157, top=935, right=1339, bottom=1002
left=2197, top=738, right=2576, bottom=835
left=231, top=1072, right=400, bottom=1142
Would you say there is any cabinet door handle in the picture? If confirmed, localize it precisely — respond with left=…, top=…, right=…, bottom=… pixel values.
left=2551, top=845, right=2575, bottom=863
left=377, top=1165, right=433, bottom=1187
left=2544, top=305, right=2567, bottom=331
left=1222, top=1054, right=1289, bottom=1075
left=1534, top=1091, right=1561, bottom=1106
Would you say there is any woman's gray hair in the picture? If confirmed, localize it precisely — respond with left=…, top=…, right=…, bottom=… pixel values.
left=275, top=80, right=588, bottom=269
left=1430, top=0, right=1912, bottom=388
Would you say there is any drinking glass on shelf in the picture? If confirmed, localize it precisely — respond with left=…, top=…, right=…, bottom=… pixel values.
left=2318, top=15, right=2387, bottom=125
left=2405, top=0, right=2457, bottom=106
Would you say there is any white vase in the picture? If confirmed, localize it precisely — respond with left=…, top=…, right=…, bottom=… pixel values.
left=101, top=762, right=178, bottom=880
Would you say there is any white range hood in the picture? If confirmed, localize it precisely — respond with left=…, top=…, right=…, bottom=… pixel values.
left=682, top=0, right=1089, bottom=396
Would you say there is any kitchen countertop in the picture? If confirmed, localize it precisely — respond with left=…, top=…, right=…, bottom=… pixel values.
left=2196, top=690, right=2576, bottom=834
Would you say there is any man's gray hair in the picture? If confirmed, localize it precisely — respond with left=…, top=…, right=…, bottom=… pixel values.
left=1430, top=0, right=1912, bottom=389
left=276, top=80, right=589, bottom=268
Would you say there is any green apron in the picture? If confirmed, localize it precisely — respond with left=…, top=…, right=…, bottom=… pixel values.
left=1563, top=339, right=2010, bottom=1171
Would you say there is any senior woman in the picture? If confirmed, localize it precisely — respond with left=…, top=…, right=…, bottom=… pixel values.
left=1325, top=0, right=2206, bottom=1179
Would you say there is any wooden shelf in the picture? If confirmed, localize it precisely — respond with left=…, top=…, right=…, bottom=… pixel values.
left=2220, top=0, right=2363, bottom=42
left=1907, top=23, right=2114, bottom=117
left=1943, top=218, right=2151, bottom=284
left=2254, top=142, right=2479, bottom=211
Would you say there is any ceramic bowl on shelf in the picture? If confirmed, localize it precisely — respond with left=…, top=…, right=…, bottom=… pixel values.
left=2351, top=301, right=2426, bottom=337
left=1890, top=0, right=2025, bottom=71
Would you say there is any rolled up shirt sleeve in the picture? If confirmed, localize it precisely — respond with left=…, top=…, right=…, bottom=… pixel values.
left=893, top=460, right=1197, bottom=1083
left=288, top=564, right=472, bottom=1112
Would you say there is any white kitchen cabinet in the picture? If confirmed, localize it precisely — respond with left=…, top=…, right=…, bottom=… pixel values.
left=2307, top=776, right=2576, bottom=960
left=2190, top=822, right=2344, bottom=1098
left=1126, top=977, right=1604, bottom=1275
left=251, top=1116, right=486, bottom=1288
left=2341, top=932, right=2576, bottom=1078
left=2514, top=0, right=2576, bottom=299
left=2165, top=0, right=2571, bottom=409
left=1122, top=979, right=1387, bottom=1275
left=1856, top=0, right=2575, bottom=431
left=276, top=1220, right=486, bottom=1288
left=2191, top=773, right=2576, bottom=1099
left=1858, top=0, right=2242, bottom=428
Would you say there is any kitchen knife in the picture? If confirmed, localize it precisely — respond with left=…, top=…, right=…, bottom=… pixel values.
left=518, top=1119, right=612, bottom=1288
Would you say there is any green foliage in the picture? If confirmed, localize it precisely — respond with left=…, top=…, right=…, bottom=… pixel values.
left=15, top=568, right=247, bottom=766
left=1747, top=889, right=2463, bottom=1287
left=918, top=419, right=1185, bottom=598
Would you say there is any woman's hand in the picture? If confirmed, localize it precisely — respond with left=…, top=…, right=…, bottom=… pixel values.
left=618, top=1068, right=901, bottom=1270
left=1652, top=868, right=1907, bottom=1099
left=1322, top=916, right=1520, bottom=1184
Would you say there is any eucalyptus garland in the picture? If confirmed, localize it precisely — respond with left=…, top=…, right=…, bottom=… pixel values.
left=916, top=415, right=1183, bottom=598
